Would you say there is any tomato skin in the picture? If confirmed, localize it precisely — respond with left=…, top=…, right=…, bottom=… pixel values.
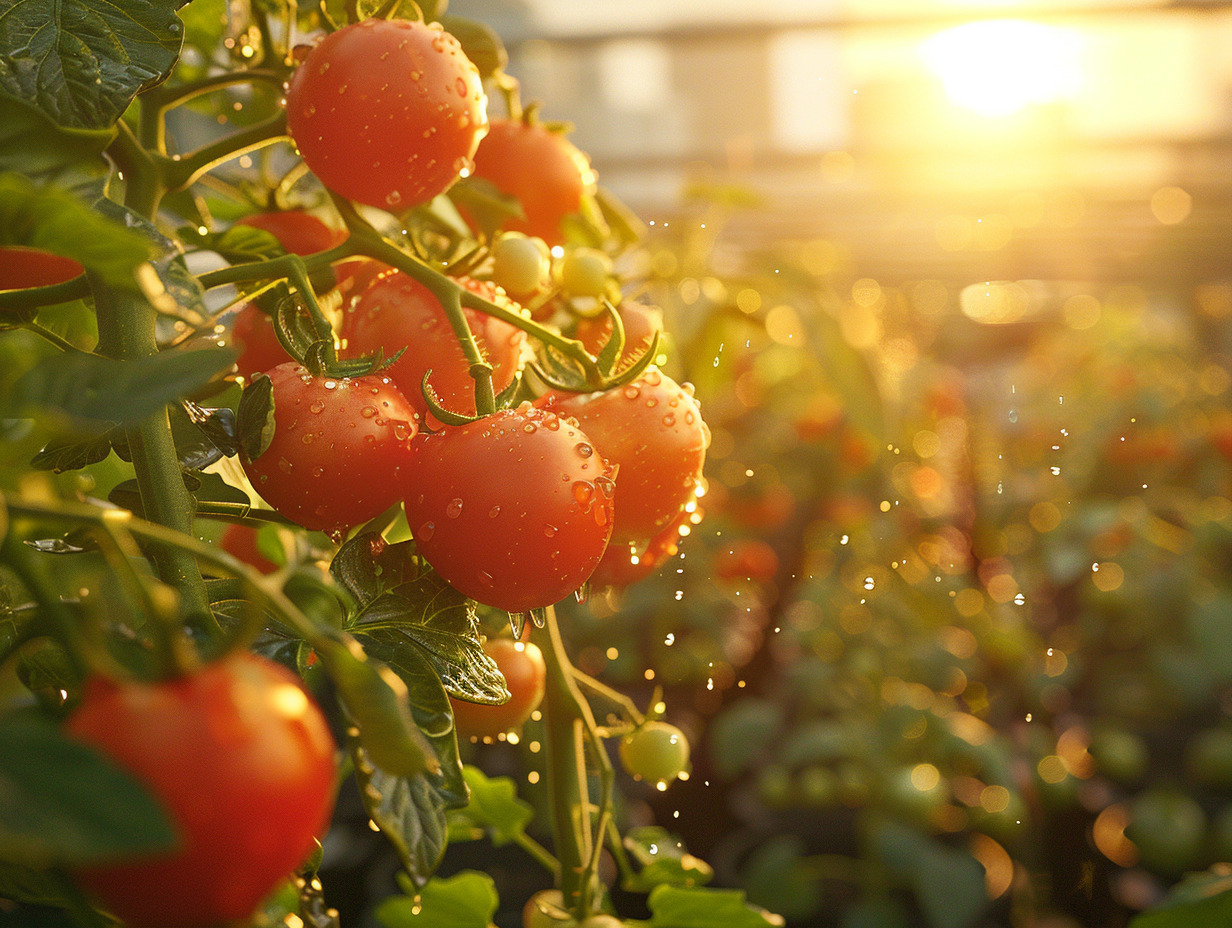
left=234, top=211, right=345, bottom=256
left=219, top=523, right=279, bottom=573
left=242, top=363, right=419, bottom=534
left=285, top=18, right=488, bottom=211
left=0, top=246, right=85, bottom=290
left=542, top=369, right=708, bottom=545
left=468, top=119, right=597, bottom=245
left=403, top=403, right=615, bottom=612
left=450, top=639, right=546, bottom=739
left=343, top=272, right=526, bottom=425
left=66, top=653, right=337, bottom=928
left=231, top=303, right=291, bottom=381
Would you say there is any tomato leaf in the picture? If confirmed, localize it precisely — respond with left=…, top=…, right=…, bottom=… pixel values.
left=237, top=373, right=276, bottom=460
left=377, top=870, right=497, bottom=928
left=94, top=198, right=208, bottom=318
left=180, top=223, right=287, bottom=264
left=0, top=0, right=185, bottom=130
left=448, top=765, right=533, bottom=848
left=438, top=16, right=506, bottom=83
left=1130, top=867, right=1232, bottom=928
left=30, top=429, right=119, bottom=474
left=872, top=820, right=987, bottom=928
left=332, top=533, right=507, bottom=704
left=0, top=95, right=114, bottom=187
left=624, top=826, right=715, bottom=892
left=737, top=835, right=820, bottom=922
left=0, top=711, right=177, bottom=868
left=645, top=885, right=785, bottom=928
left=0, top=174, right=151, bottom=290
left=6, top=346, right=235, bottom=426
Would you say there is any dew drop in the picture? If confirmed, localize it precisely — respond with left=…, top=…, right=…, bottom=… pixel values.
left=301, top=432, right=316, bottom=444
left=543, top=524, right=558, bottom=538
left=576, top=442, right=593, bottom=458
left=572, top=481, right=594, bottom=510
left=623, top=385, right=640, bottom=400
left=385, top=190, right=402, bottom=207
left=360, top=405, right=378, bottom=419
left=418, top=521, right=435, bottom=542
left=477, top=570, right=494, bottom=587
left=446, top=498, right=464, bottom=518
left=663, top=414, right=676, bottom=427
left=277, top=457, right=293, bottom=474
left=393, top=421, right=414, bottom=441
left=310, top=400, right=325, bottom=413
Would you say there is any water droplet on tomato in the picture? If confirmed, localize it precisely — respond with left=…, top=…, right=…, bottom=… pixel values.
left=594, top=505, right=609, bottom=527
left=595, top=475, right=615, bottom=498
left=393, top=421, right=414, bottom=441
left=312, top=467, right=324, bottom=478
left=410, top=70, right=422, bottom=81
left=385, top=190, right=402, bottom=207
left=489, top=506, right=501, bottom=518
left=685, top=411, right=695, bottom=424
left=417, top=521, right=435, bottom=542
left=574, top=582, right=590, bottom=604
left=572, top=481, right=594, bottom=510
left=623, top=385, right=640, bottom=399
left=477, top=570, right=494, bottom=587
left=544, top=524, right=558, bottom=538
left=455, top=76, right=468, bottom=96
left=310, top=400, right=325, bottom=413
left=646, top=398, right=658, bottom=408
left=301, top=432, right=315, bottom=444
left=575, top=442, right=593, bottom=458
left=278, top=457, right=293, bottom=474
left=663, top=414, right=676, bottom=427
left=360, top=405, right=378, bottom=419
left=446, top=498, right=464, bottom=518
left=324, top=380, right=337, bottom=390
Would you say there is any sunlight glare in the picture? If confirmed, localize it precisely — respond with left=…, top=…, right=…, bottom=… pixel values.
left=920, top=20, right=1084, bottom=118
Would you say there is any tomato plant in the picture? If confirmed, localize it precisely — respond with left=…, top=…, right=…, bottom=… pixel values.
left=467, top=117, right=597, bottom=246
left=66, top=653, right=337, bottom=928
left=403, top=403, right=615, bottom=613
left=285, top=17, right=488, bottom=211
left=241, top=362, right=419, bottom=534
left=450, top=638, right=546, bottom=740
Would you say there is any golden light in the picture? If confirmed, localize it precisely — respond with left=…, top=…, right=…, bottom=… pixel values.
left=920, top=20, right=1084, bottom=118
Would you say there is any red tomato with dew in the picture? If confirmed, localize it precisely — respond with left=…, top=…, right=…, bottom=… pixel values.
left=403, top=402, right=615, bottom=613
left=234, top=211, right=345, bottom=256
left=467, top=119, right=596, bottom=246
left=242, top=363, right=419, bottom=535
left=450, top=638, right=546, bottom=740
left=285, top=18, right=488, bottom=211
left=343, top=272, right=526, bottom=425
left=231, top=303, right=291, bottom=381
left=66, top=653, right=337, bottom=928
left=0, top=246, right=84, bottom=290
left=542, top=369, right=708, bottom=545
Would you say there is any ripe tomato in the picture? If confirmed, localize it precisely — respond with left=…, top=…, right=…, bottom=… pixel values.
left=0, top=245, right=84, bottom=290
left=285, top=18, right=488, bottom=211
left=715, top=539, right=779, bottom=584
left=450, top=638, right=545, bottom=740
left=467, top=118, right=597, bottom=246
left=343, top=272, right=526, bottom=424
left=541, top=369, right=708, bottom=545
left=219, top=522, right=279, bottom=573
left=231, top=303, right=291, bottom=381
left=242, top=362, right=419, bottom=535
left=588, top=509, right=689, bottom=591
left=619, top=720, right=689, bottom=785
left=403, top=402, right=615, bottom=613
left=66, top=653, right=337, bottom=928
left=234, top=211, right=345, bottom=256
left=575, top=301, right=663, bottom=367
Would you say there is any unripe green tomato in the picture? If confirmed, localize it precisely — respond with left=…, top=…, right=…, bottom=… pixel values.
left=1088, top=727, right=1149, bottom=785
left=491, top=233, right=550, bottom=296
left=1127, top=787, right=1206, bottom=874
left=522, top=892, right=623, bottom=928
left=558, top=248, right=612, bottom=298
left=620, top=720, right=689, bottom=784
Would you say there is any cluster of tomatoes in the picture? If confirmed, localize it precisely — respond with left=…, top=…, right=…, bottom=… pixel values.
left=230, top=15, right=710, bottom=620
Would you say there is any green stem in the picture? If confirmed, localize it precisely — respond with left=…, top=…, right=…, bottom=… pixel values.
left=0, top=276, right=90, bottom=315
left=91, top=280, right=213, bottom=625
left=531, top=606, right=604, bottom=919
left=20, top=321, right=96, bottom=356
left=144, top=69, right=286, bottom=116
left=165, top=111, right=290, bottom=194
left=514, top=832, right=561, bottom=878
left=572, top=668, right=645, bottom=727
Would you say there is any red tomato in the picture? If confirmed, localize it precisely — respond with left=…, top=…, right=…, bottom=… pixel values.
left=403, top=403, right=615, bottom=613
left=66, top=653, right=337, bottom=928
left=0, top=245, right=84, bottom=290
left=342, top=272, right=526, bottom=425
left=332, top=257, right=391, bottom=308
left=575, top=301, right=663, bottom=367
left=219, top=523, right=279, bottom=573
left=234, top=211, right=345, bottom=256
left=231, top=303, right=291, bottom=381
left=285, top=18, right=488, bottom=211
left=715, top=539, right=780, bottom=584
left=242, top=363, right=419, bottom=535
left=450, top=638, right=546, bottom=740
left=467, top=119, right=596, bottom=245
left=542, top=369, right=708, bottom=545
left=588, top=509, right=690, bottom=591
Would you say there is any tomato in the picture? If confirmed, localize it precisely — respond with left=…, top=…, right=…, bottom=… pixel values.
left=557, top=247, right=611, bottom=298
left=234, top=211, right=345, bottom=256
left=450, top=638, right=545, bottom=740
left=541, top=369, right=709, bottom=545
left=619, top=720, right=689, bottom=785
left=1126, top=787, right=1206, bottom=875
left=0, top=245, right=84, bottom=290
left=66, top=653, right=337, bottom=928
left=467, top=118, right=596, bottom=246
left=343, top=272, right=526, bottom=424
left=219, top=523, right=279, bottom=574
left=231, top=303, right=292, bottom=381
left=523, top=891, right=623, bottom=928
left=715, top=539, right=779, bottom=584
left=333, top=257, right=391, bottom=308
left=285, top=18, right=488, bottom=211
left=242, top=362, right=419, bottom=535
left=575, top=301, right=663, bottom=367
left=403, top=402, right=615, bottom=613
left=490, top=232, right=551, bottom=297
left=587, top=510, right=688, bottom=591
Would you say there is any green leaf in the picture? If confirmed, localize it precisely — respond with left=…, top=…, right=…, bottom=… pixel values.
left=237, top=373, right=276, bottom=460
left=0, top=94, right=113, bottom=186
left=180, top=223, right=287, bottom=264
left=595, top=186, right=646, bottom=246
left=332, top=533, right=506, bottom=704
left=353, top=750, right=451, bottom=890
left=0, top=712, right=177, bottom=867
left=376, top=870, right=499, bottom=928
left=738, top=835, right=821, bottom=922
left=447, top=176, right=524, bottom=240
left=646, top=885, right=785, bottom=928
left=6, top=346, right=236, bottom=425
left=624, top=826, right=714, bottom=892
left=94, top=198, right=207, bottom=318
left=438, top=16, right=506, bottom=82
left=30, top=429, right=118, bottom=474
left=0, top=860, right=73, bottom=907
left=872, top=821, right=988, bottom=928
left=453, top=765, right=533, bottom=847
left=1130, top=867, right=1232, bottom=928
left=0, top=173, right=150, bottom=289
left=0, top=0, right=185, bottom=130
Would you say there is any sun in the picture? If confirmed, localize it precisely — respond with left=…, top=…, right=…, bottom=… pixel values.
left=919, top=19, right=1085, bottom=118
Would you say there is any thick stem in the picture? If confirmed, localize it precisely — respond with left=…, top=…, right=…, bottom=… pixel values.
left=531, top=606, right=602, bottom=919
left=91, top=280, right=212, bottom=624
